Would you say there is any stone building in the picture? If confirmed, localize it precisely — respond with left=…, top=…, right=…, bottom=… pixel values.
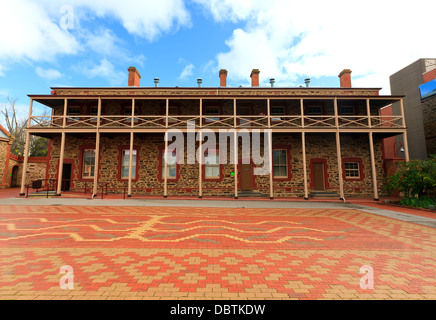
left=20, top=67, right=409, bottom=200
left=0, top=124, right=47, bottom=189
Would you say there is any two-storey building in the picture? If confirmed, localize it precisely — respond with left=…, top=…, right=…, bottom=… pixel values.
left=20, top=67, right=409, bottom=200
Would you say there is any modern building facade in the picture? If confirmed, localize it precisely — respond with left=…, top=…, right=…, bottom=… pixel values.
left=20, top=68, right=409, bottom=200
left=390, top=58, right=436, bottom=160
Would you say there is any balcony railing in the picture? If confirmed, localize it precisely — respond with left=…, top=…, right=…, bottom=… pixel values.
left=28, top=114, right=405, bottom=130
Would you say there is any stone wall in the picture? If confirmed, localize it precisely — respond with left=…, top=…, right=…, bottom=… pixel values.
left=47, top=132, right=385, bottom=198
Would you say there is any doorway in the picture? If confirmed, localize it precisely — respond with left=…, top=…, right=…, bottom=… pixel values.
left=11, top=166, right=19, bottom=187
left=241, top=163, right=253, bottom=191
left=312, top=162, right=325, bottom=190
left=62, top=163, right=72, bottom=191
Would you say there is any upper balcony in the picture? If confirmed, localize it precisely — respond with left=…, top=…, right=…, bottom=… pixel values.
left=27, top=95, right=405, bottom=133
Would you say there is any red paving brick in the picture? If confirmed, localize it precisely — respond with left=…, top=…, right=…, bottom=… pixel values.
left=0, top=205, right=435, bottom=300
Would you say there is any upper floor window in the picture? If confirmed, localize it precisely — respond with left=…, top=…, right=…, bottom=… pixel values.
left=271, top=106, right=285, bottom=122
left=307, top=106, right=322, bottom=115
left=89, top=106, right=98, bottom=122
left=340, top=106, right=355, bottom=120
left=67, top=106, right=80, bottom=121
left=124, top=106, right=139, bottom=122
left=168, top=106, right=179, bottom=124
left=204, top=106, right=219, bottom=122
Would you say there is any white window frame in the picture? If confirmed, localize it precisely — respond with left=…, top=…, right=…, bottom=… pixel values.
left=273, top=149, right=288, bottom=178
left=121, top=150, right=137, bottom=179
left=344, top=162, right=360, bottom=179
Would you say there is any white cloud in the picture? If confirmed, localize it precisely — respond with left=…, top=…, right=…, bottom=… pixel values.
left=73, top=59, right=125, bottom=86
left=0, top=0, right=80, bottom=63
left=0, top=65, right=4, bottom=77
left=35, top=67, right=62, bottom=80
left=195, top=0, right=436, bottom=93
left=179, top=63, right=195, bottom=80
left=0, top=0, right=191, bottom=66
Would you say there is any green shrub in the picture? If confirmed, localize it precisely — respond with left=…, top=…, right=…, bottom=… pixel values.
left=384, top=155, right=436, bottom=199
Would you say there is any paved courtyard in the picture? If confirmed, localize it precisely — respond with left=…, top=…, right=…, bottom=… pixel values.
left=0, top=199, right=435, bottom=300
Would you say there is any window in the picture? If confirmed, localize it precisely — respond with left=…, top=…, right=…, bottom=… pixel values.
left=82, top=149, right=96, bottom=178
left=273, top=150, right=288, bottom=178
left=124, top=107, right=139, bottom=122
left=204, top=150, right=220, bottom=179
left=67, top=106, right=80, bottom=121
left=89, top=107, right=98, bottom=122
left=168, top=106, right=179, bottom=123
left=307, top=106, right=322, bottom=115
left=271, top=106, right=285, bottom=122
left=204, top=106, right=219, bottom=122
left=162, top=150, right=177, bottom=179
left=340, top=106, right=355, bottom=121
left=344, top=162, right=360, bottom=179
left=121, top=150, right=137, bottom=179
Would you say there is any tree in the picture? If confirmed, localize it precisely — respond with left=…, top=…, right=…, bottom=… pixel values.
left=384, top=156, right=436, bottom=198
left=1, top=96, right=49, bottom=157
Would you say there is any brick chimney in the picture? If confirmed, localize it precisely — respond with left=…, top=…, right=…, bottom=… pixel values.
left=338, top=69, right=352, bottom=88
left=128, top=67, right=141, bottom=87
left=251, top=69, right=260, bottom=87
left=219, top=69, right=228, bottom=87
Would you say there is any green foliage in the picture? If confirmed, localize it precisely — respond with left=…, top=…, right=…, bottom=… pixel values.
left=399, top=196, right=436, bottom=209
left=384, top=156, right=436, bottom=199
left=30, top=137, right=49, bottom=157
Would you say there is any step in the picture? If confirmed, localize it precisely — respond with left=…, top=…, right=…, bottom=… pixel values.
left=310, top=190, right=339, bottom=198
left=28, top=191, right=57, bottom=197
left=237, top=191, right=268, bottom=198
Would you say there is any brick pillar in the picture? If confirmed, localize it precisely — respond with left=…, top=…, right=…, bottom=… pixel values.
left=128, top=67, right=141, bottom=87
left=251, top=69, right=260, bottom=87
left=219, top=69, right=227, bottom=87
left=338, top=69, right=352, bottom=88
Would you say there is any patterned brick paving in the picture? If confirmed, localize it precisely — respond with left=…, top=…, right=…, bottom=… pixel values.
left=0, top=205, right=435, bottom=300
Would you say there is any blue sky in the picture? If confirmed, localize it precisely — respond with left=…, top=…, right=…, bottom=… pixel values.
left=1, top=0, right=435, bottom=124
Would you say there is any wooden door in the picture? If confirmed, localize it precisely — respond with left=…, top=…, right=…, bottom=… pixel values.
left=11, top=166, right=18, bottom=187
left=241, top=164, right=253, bottom=191
left=313, top=162, right=325, bottom=190
left=62, top=164, right=72, bottom=191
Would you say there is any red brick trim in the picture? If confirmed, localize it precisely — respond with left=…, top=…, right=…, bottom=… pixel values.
left=77, top=144, right=102, bottom=182
left=2, top=142, right=11, bottom=186
left=157, top=145, right=180, bottom=182
left=272, top=145, right=292, bottom=181
left=309, top=158, right=330, bottom=189
left=116, top=145, right=141, bottom=182
left=342, top=157, right=365, bottom=181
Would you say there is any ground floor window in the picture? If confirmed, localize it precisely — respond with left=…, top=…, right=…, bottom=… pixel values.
left=162, top=150, right=177, bottom=179
left=273, top=149, right=288, bottom=178
left=121, top=150, right=137, bottom=179
left=344, top=162, right=360, bottom=179
left=204, top=150, right=220, bottom=179
left=82, top=149, right=96, bottom=178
